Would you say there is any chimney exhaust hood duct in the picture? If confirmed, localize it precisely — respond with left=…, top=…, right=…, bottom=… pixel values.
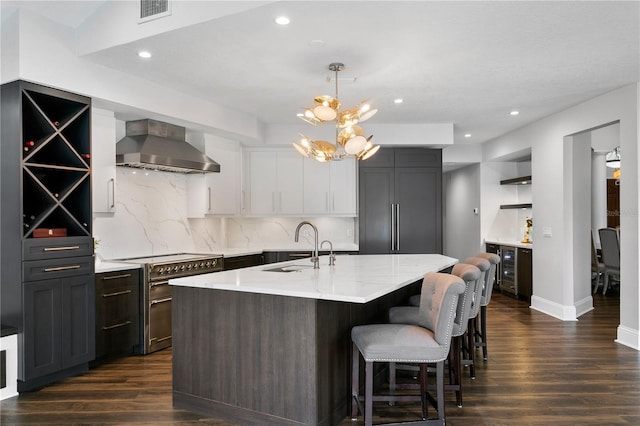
left=116, top=119, right=220, bottom=173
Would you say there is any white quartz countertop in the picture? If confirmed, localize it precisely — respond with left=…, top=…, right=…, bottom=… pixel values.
left=95, top=260, right=141, bottom=274
left=169, top=254, right=457, bottom=304
left=484, top=239, right=533, bottom=249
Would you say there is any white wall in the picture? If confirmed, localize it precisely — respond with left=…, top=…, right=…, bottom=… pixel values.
left=482, top=84, right=639, bottom=349
left=443, top=164, right=482, bottom=261
left=564, top=132, right=594, bottom=317
left=591, top=150, right=608, bottom=241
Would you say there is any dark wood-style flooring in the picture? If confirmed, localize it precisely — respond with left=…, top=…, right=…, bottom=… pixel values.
left=2, top=289, right=639, bottom=425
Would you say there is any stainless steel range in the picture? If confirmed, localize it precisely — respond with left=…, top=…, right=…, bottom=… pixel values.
left=116, top=253, right=223, bottom=354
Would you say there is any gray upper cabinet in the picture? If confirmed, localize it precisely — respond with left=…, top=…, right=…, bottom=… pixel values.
left=359, top=148, right=442, bottom=254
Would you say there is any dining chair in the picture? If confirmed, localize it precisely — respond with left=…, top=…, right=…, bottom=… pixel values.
left=351, top=272, right=465, bottom=426
left=598, top=227, right=620, bottom=295
left=591, top=231, right=605, bottom=294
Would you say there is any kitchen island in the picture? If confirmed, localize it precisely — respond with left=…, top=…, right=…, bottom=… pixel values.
left=170, top=254, right=457, bottom=426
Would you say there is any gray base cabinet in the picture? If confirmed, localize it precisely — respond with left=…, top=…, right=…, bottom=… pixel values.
left=359, top=148, right=442, bottom=254
left=23, top=275, right=94, bottom=382
left=222, top=254, right=264, bottom=270
left=95, top=269, right=141, bottom=359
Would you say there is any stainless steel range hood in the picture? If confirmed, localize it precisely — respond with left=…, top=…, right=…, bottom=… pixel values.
left=115, top=119, right=220, bottom=173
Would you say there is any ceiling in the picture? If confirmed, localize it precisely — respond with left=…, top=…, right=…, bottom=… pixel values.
left=2, top=1, right=639, bottom=147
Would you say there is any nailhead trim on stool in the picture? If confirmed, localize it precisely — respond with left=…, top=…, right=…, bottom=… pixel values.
left=351, top=272, right=465, bottom=426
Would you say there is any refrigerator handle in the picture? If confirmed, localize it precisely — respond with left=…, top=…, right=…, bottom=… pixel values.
left=396, top=203, right=400, bottom=251
left=390, top=204, right=395, bottom=252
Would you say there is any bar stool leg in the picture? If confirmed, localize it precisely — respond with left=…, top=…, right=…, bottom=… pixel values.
left=476, top=306, right=488, bottom=360
left=351, top=344, right=360, bottom=420
left=420, top=363, right=428, bottom=419
left=451, top=336, right=463, bottom=407
left=466, top=318, right=476, bottom=379
left=365, top=361, right=374, bottom=426
left=436, top=361, right=445, bottom=422
left=389, top=362, right=396, bottom=393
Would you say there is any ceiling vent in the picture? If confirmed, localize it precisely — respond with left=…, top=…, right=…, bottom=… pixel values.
left=139, top=0, right=171, bottom=23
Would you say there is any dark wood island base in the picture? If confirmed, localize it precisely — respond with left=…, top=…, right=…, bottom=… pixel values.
left=172, top=283, right=419, bottom=425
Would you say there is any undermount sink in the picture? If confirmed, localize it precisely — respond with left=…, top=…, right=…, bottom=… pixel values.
left=264, top=264, right=315, bottom=273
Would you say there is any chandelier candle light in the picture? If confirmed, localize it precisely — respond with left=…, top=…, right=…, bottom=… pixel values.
left=292, top=62, right=380, bottom=162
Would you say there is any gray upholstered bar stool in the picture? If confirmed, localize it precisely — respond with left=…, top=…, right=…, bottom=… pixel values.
left=351, top=272, right=465, bottom=426
left=473, top=252, right=500, bottom=361
left=459, top=256, right=490, bottom=379
left=388, top=263, right=482, bottom=407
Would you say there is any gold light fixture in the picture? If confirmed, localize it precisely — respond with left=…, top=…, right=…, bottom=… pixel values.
left=292, top=62, right=380, bottom=162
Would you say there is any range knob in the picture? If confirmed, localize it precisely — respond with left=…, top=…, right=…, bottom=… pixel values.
left=187, top=264, right=193, bottom=270
left=180, top=265, right=186, bottom=271
left=157, top=267, right=164, bottom=274
left=173, top=266, right=179, bottom=272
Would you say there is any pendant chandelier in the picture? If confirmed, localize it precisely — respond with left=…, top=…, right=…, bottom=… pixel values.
left=292, top=62, right=380, bottom=162
left=606, top=146, right=620, bottom=169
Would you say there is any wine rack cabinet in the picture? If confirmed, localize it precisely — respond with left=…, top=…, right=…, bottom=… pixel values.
left=1, top=80, right=95, bottom=392
left=20, top=84, right=92, bottom=237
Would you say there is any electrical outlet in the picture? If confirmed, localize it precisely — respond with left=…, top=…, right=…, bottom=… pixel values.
left=302, top=229, right=311, bottom=237
left=347, top=228, right=353, bottom=237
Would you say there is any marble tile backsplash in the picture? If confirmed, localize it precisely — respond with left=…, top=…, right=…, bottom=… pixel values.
left=93, top=168, right=356, bottom=260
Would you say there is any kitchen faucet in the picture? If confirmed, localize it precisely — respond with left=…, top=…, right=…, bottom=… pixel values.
left=320, top=240, right=336, bottom=266
left=294, top=221, right=319, bottom=269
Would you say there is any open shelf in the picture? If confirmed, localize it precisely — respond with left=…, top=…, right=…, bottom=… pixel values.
left=500, top=175, right=532, bottom=185
left=500, top=203, right=532, bottom=210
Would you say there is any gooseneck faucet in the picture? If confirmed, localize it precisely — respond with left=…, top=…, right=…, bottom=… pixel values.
left=295, top=221, right=319, bottom=269
left=320, top=240, right=335, bottom=266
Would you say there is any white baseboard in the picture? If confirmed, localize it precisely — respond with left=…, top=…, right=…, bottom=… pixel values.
left=574, top=295, right=594, bottom=318
left=530, top=295, right=578, bottom=321
left=616, top=325, right=640, bottom=350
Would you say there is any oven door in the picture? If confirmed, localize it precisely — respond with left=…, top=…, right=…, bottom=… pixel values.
left=148, top=280, right=172, bottom=353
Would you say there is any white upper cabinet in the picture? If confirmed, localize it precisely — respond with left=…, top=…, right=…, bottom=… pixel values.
left=244, top=149, right=303, bottom=215
left=187, top=136, right=241, bottom=217
left=303, top=158, right=356, bottom=216
left=91, top=108, right=117, bottom=214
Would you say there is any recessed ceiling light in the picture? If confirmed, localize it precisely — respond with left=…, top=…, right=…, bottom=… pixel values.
left=138, top=51, right=152, bottom=59
left=510, top=110, right=519, bottom=116
left=275, top=16, right=290, bottom=25
left=464, top=133, right=472, bottom=138
left=394, top=98, right=403, bottom=104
